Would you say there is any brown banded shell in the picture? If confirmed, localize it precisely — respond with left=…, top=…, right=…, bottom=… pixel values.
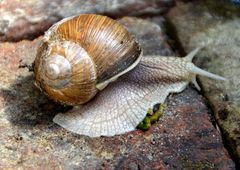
left=34, top=14, right=142, bottom=105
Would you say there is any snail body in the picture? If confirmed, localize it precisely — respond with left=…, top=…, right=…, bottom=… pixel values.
left=34, top=14, right=226, bottom=137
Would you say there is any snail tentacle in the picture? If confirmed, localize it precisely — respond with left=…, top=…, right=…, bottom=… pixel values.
left=184, top=47, right=202, bottom=61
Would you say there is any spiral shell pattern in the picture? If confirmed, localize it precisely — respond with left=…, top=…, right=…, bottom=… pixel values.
left=34, top=14, right=142, bottom=105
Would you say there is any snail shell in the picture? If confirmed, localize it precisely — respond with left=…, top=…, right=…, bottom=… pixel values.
left=34, top=14, right=142, bottom=105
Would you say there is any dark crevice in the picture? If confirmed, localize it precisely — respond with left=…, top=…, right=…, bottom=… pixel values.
left=162, top=15, right=187, bottom=57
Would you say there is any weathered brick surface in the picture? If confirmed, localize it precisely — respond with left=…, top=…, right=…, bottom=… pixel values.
left=0, top=0, right=174, bottom=42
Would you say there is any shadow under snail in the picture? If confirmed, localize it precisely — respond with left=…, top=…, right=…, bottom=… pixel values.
left=34, top=14, right=226, bottom=137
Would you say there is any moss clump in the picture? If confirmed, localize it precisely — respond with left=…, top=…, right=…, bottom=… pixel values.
left=137, top=103, right=166, bottom=130
left=182, top=157, right=216, bottom=170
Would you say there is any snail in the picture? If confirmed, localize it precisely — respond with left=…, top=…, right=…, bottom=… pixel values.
left=34, top=14, right=226, bottom=137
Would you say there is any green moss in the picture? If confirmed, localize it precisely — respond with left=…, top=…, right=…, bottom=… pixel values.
left=182, top=156, right=216, bottom=170
left=137, top=104, right=166, bottom=130
left=199, top=0, right=240, bottom=18
left=137, top=117, right=151, bottom=130
left=216, top=106, right=240, bottom=164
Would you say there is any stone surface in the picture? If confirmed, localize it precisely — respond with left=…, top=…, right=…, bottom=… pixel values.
left=0, top=0, right=174, bottom=42
left=167, top=0, right=240, bottom=165
left=0, top=17, right=235, bottom=169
